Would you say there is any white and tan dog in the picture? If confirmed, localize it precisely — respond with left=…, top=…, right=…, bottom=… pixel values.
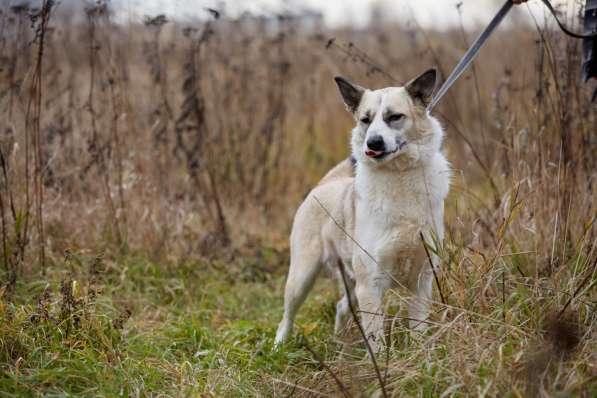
left=275, top=69, right=451, bottom=351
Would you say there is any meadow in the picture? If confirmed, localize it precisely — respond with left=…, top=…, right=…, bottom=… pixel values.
left=0, top=1, right=595, bottom=396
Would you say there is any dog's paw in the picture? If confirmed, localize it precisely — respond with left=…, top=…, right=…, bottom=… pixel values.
left=274, top=325, right=290, bottom=348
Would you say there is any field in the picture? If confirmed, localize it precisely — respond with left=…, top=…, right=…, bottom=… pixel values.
left=0, top=1, right=596, bottom=396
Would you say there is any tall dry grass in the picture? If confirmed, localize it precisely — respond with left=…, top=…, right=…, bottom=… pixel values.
left=1, top=2, right=592, bottom=264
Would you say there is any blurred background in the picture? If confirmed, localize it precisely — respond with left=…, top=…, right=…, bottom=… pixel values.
left=0, top=0, right=594, bottom=276
left=113, top=0, right=572, bottom=29
left=3, top=0, right=593, bottom=258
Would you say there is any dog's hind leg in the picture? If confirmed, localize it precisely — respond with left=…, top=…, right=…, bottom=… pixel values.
left=333, top=261, right=357, bottom=335
left=334, top=290, right=358, bottom=335
left=275, top=244, right=323, bottom=346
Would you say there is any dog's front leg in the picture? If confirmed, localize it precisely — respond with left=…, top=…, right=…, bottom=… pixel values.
left=408, top=267, right=433, bottom=332
left=354, top=254, right=387, bottom=353
left=408, top=222, right=443, bottom=332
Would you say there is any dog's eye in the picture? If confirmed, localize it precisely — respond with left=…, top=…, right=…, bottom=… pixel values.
left=360, top=116, right=371, bottom=125
left=387, top=113, right=405, bottom=123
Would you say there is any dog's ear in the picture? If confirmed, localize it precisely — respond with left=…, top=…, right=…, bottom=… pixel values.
left=406, top=68, right=437, bottom=107
left=334, top=76, right=365, bottom=114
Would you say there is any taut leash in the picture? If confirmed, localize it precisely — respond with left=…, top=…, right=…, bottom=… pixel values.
left=428, top=0, right=513, bottom=111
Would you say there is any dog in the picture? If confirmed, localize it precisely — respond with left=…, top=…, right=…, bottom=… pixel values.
left=274, top=69, right=451, bottom=352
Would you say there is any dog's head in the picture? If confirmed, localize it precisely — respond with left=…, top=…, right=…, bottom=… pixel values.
left=335, top=69, right=442, bottom=168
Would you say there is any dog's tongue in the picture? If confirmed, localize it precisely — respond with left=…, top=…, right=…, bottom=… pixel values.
left=365, top=150, right=383, bottom=158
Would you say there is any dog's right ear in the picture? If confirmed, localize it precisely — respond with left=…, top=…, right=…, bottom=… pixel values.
left=334, top=76, right=365, bottom=114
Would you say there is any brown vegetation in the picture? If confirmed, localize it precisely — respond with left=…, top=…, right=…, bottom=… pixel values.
left=0, top=2, right=594, bottom=264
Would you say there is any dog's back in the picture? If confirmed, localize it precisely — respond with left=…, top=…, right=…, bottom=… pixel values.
left=317, top=157, right=355, bottom=186
left=291, top=175, right=354, bottom=264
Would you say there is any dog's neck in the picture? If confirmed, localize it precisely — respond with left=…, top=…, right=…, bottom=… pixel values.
left=355, top=156, right=432, bottom=196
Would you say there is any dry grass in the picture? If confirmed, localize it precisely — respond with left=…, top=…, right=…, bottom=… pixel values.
left=0, top=1, right=595, bottom=396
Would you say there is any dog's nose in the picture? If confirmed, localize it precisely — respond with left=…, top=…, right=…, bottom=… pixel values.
left=366, top=135, right=385, bottom=152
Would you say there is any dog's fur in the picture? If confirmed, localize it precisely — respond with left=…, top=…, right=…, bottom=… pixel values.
left=274, top=69, right=451, bottom=351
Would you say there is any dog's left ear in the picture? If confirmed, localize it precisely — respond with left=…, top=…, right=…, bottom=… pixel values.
left=406, top=68, right=437, bottom=107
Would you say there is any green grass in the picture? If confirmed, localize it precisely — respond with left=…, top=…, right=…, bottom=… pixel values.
left=0, top=253, right=339, bottom=396
left=1, top=248, right=595, bottom=397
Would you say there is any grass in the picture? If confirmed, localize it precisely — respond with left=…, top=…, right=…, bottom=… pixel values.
left=0, top=252, right=336, bottom=396
left=1, top=245, right=595, bottom=397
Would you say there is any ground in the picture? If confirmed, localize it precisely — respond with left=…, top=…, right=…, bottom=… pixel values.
left=1, top=248, right=595, bottom=397
left=0, top=251, right=344, bottom=396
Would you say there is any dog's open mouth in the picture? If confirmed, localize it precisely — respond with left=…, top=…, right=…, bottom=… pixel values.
left=365, top=150, right=386, bottom=158
left=365, top=142, right=406, bottom=160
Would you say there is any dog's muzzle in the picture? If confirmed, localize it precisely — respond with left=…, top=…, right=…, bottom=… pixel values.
left=365, top=140, right=406, bottom=160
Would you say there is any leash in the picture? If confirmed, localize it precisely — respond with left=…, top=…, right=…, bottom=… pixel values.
left=429, top=0, right=597, bottom=111
left=539, top=0, right=597, bottom=39
left=428, top=0, right=513, bottom=111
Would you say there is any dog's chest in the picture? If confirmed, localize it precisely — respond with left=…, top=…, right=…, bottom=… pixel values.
left=355, top=167, right=445, bottom=260
left=358, top=170, right=438, bottom=222
left=357, top=192, right=426, bottom=257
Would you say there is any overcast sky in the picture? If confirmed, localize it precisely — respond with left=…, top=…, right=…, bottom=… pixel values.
left=4, top=0, right=577, bottom=29
left=108, top=0, right=576, bottom=29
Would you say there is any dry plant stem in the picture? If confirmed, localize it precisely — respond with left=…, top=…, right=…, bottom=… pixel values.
left=205, top=164, right=230, bottom=245
left=105, top=35, right=129, bottom=247
left=483, top=184, right=522, bottom=278
left=557, top=256, right=597, bottom=318
left=27, top=0, right=54, bottom=273
left=326, top=40, right=397, bottom=83
left=383, top=317, right=392, bottom=386
left=86, top=10, right=99, bottom=149
left=419, top=231, right=447, bottom=305
left=0, top=183, right=8, bottom=273
left=337, top=259, right=388, bottom=398
left=0, top=151, right=16, bottom=222
left=7, top=9, right=24, bottom=118
left=0, top=149, right=19, bottom=285
left=108, top=77, right=127, bottom=245
left=176, top=20, right=229, bottom=244
left=502, top=270, right=506, bottom=322
left=301, top=337, right=353, bottom=398
left=311, top=195, right=387, bottom=397
left=435, top=110, right=501, bottom=206
left=104, top=29, right=129, bottom=241
left=7, top=11, right=29, bottom=259
left=23, top=81, right=31, bottom=272
left=86, top=8, right=123, bottom=246
left=255, top=28, right=288, bottom=200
